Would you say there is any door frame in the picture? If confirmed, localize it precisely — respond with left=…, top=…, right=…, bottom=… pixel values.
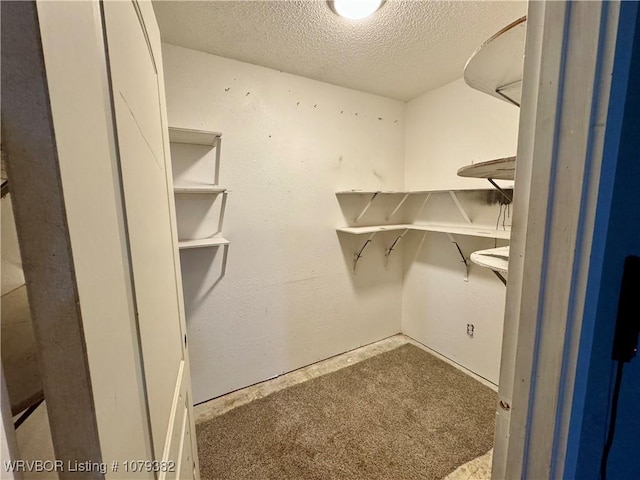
left=493, top=1, right=629, bottom=478
left=2, top=0, right=632, bottom=478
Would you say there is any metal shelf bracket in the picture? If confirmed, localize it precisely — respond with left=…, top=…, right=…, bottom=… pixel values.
left=385, top=228, right=410, bottom=258
left=446, top=233, right=469, bottom=282
left=353, top=232, right=376, bottom=272
left=487, top=178, right=513, bottom=203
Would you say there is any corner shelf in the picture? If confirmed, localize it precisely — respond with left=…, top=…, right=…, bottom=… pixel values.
left=178, top=237, right=230, bottom=250
left=457, top=156, right=515, bottom=202
left=470, top=246, right=509, bottom=285
left=337, top=223, right=510, bottom=240
left=464, top=16, right=526, bottom=107
left=457, top=156, right=515, bottom=181
left=336, top=188, right=511, bottom=275
left=336, top=188, right=498, bottom=224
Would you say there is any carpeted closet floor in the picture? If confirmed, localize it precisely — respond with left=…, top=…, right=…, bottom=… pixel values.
left=195, top=336, right=496, bottom=480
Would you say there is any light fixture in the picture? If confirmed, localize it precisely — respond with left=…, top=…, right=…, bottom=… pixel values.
left=329, top=0, right=384, bottom=20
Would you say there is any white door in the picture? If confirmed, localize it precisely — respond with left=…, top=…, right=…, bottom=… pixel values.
left=101, top=2, right=197, bottom=478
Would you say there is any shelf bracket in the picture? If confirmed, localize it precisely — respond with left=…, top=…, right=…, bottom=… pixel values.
left=385, top=228, right=410, bottom=258
left=492, top=270, right=507, bottom=286
left=495, top=79, right=522, bottom=107
left=353, top=232, right=376, bottom=272
left=354, top=192, right=379, bottom=223
left=487, top=178, right=513, bottom=203
left=214, top=135, right=222, bottom=185
left=446, top=233, right=469, bottom=282
left=415, top=193, right=432, bottom=219
left=449, top=191, right=472, bottom=224
left=387, top=193, right=410, bottom=220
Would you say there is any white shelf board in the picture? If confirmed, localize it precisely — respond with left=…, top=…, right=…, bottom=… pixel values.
left=337, top=223, right=510, bottom=239
left=411, top=223, right=511, bottom=240
left=457, top=156, right=516, bottom=181
left=470, top=246, right=510, bottom=274
left=336, top=187, right=506, bottom=196
left=178, top=237, right=229, bottom=250
left=337, top=224, right=410, bottom=234
left=336, top=190, right=430, bottom=195
left=168, top=127, right=221, bottom=146
left=174, top=186, right=226, bottom=194
left=464, top=16, right=526, bottom=106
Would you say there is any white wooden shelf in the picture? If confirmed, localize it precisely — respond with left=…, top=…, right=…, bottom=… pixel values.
left=337, top=223, right=509, bottom=276
left=471, top=245, right=509, bottom=285
left=336, top=188, right=501, bottom=195
left=464, top=16, right=526, bottom=107
left=178, top=237, right=229, bottom=250
left=471, top=246, right=509, bottom=274
left=336, top=188, right=503, bottom=224
left=337, top=223, right=510, bottom=239
left=168, top=127, right=221, bottom=146
left=457, top=156, right=516, bottom=181
left=174, top=186, right=227, bottom=194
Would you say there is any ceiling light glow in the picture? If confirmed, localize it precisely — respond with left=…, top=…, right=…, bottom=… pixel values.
left=330, top=0, right=384, bottom=20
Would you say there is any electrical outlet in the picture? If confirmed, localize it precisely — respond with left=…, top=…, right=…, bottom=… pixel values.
left=467, top=324, right=474, bottom=338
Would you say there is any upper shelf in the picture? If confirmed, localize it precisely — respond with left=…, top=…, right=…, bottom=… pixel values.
left=457, top=156, right=516, bottom=181
left=168, top=127, right=221, bottom=146
left=336, top=223, right=510, bottom=240
left=470, top=246, right=510, bottom=274
left=336, top=188, right=500, bottom=196
left=464, top=16, right=526, bottom=107
left=178, top=237, right=230, bottom=250
left=174, top=186, right=226, bottom=194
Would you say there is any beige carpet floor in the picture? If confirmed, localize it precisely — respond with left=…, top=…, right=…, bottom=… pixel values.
left=196, top=344, right=496, bottom=480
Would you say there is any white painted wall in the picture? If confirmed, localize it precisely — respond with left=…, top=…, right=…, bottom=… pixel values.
left=162, top=44, right=406, bottom=403
left=402, top=79, right=520, bottom=384
left=405, top=78, right=519, bottom=191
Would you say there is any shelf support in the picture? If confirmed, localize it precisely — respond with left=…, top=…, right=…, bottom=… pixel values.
left=214, top=136, right=222, bottom=185
left=354, top=192, right=379, bottom=223
left=487, top=178, right=513, bottom=203
left=385, top=228, right=410, bottom=258
left=216, top=191, right=229, bottom=235
left=387, top=193, right=410, bottom=220
left=353, top=232, right=376, bottom=272
left=449, top=191, right=472, bottom=224
left=492, top=270, right=507, bottom=286
left=495, top=79, right=522, bottom=107
left=415, top=193, right=431, bottom=219
left=446, top=233, right=469, bottom=282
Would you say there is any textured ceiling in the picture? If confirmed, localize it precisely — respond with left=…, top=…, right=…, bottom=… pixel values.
left=153, top=0, right=527, bottom=102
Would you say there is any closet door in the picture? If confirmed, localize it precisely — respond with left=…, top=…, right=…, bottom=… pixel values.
left=101, top=1, right=197, bottom=478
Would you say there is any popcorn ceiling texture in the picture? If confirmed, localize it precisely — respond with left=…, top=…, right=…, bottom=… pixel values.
left=153, top=0, right=526, bottom=102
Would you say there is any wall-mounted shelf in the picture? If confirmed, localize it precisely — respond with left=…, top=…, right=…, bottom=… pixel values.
left=336, top=188, right=500, bottom=224
left=174, top=186, right=227, bottom=194
left=337, top=223, right=509, bottom=274
left=337, top=223, right=510, bottom=240
left=457, top=156, right=516, bottom=202
left=178, top=237, right=230, bottom=250
left=457, top=156, right=516, bottom=181
left=168, top=127, right=221, bottom=146
left=169, top=126, right=229, bottom=257
left=470, top=246, right=509, bottom=285
left=464, top=16, right=526, bottom=107
left=336, top=186, right=511, bottom=275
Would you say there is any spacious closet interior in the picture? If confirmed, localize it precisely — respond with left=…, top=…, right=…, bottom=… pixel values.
left=153, top=1, right=524, bottom=404
left=1, top=1, right=532, bottom=478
